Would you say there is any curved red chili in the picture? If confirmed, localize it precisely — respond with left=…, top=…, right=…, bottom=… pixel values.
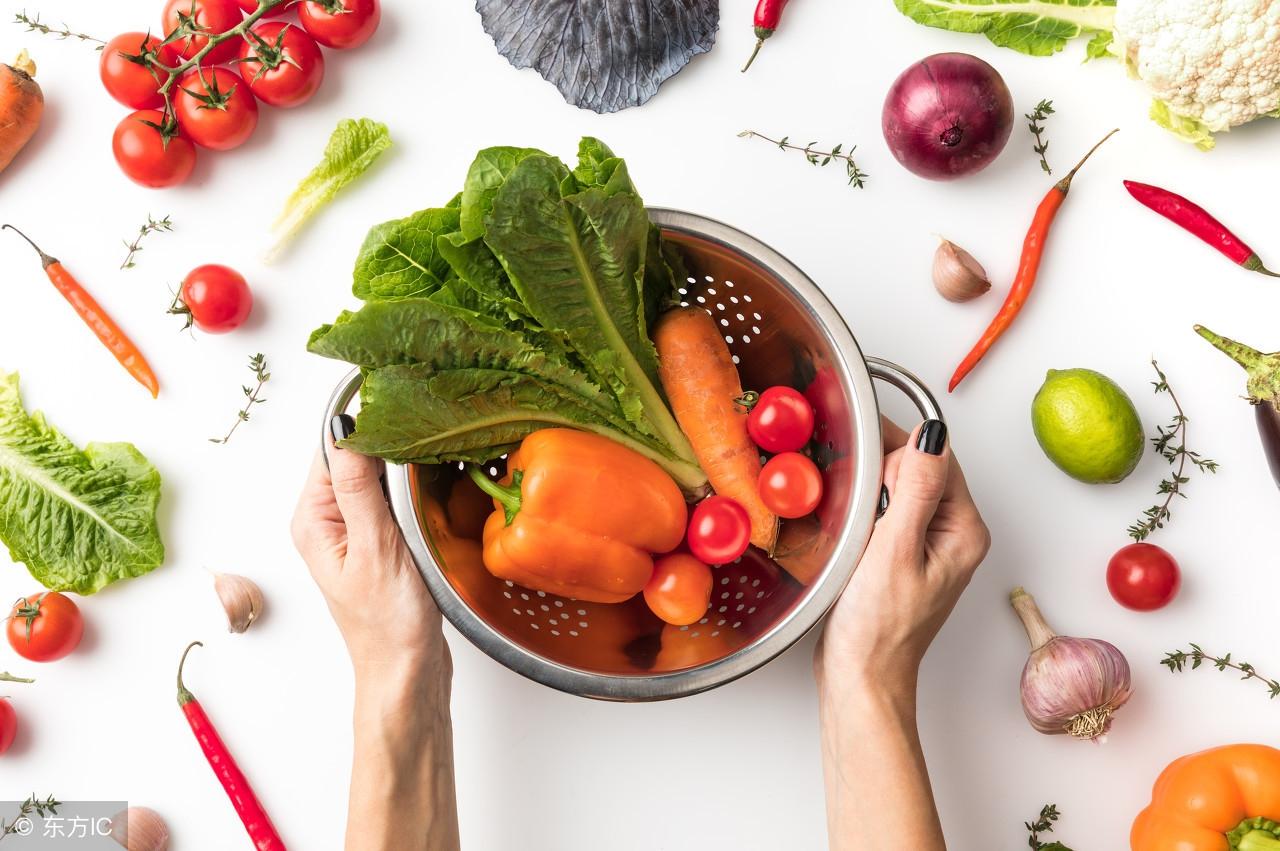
left=742, top=0, right=790, bottom=72
left=1124, top=180, right=1278, bottom=277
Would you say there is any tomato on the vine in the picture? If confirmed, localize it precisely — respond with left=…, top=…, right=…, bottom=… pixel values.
left=6, top=593, right=83, bottom=663
left=99, top=33, right=178, bottom=110
left=758, top=452, right=823, bottom=519
left=1107, top=543, right=1180, bottom=611
left=238, top=22, right=325, bottom=108
left=746, top=386, right=815, bottom=454
left=113, top=110, right=197, bottom=188
left=687, top=496, right=751, bottom=565
left=298, top=0, right=380, bottom=49
left=644, top=554, right=713, bottom=627
left=0, top=701, right=15, bottom=756
left=236, top=0, right=291, bottom=16
left=174, top=68, right=259, bottom=150
left=162, top=0, right=246, bottom=66
left=173, top=264, right=253, bottom=333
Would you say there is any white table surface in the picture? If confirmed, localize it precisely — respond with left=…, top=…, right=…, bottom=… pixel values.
left=3, top=1, right=1279, bottom=848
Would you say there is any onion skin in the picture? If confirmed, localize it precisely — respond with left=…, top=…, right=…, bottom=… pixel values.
left=882, top=52, right=1014, bottom=181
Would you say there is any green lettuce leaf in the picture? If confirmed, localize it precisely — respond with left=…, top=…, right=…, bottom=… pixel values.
left=268, top=118, right=392, bottom=262
left=0, top=373, right=164, bottom=594
left=892, top=0, right=1116, bottom=57
left=1150, top=100, right=1216, bottom=151
left=1084, top=30, right=1113, bottom=60
left=352, top=207, right=459, bottom=301
left=459, top=146, right=545, bottom=242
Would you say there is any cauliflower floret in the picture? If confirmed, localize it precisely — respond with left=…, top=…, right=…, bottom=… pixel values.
left=1113, top=0, right=1280, bottom=148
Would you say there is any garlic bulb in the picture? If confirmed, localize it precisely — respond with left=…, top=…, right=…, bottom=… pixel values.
left=110, top=807, right=169, bottom=851
left=1011, top=586, right=1132, bottom=741
left=932, top=238, right=991, bottom=302
left=213, top=573, right=264, bottom=633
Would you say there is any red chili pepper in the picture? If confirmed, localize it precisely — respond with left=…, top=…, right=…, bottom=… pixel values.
left=3, top=224, right=159, bottom=397
left=949, top=129, right=1118, bottom=393
left=742, top=0, right=790, bottom=73
left=1124, top=180, right=1278, bottom=278
left=177, top=642, right=286, bottom=851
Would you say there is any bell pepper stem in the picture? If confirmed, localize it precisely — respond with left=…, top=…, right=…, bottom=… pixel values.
left=1238, top=830, right=1280, bottom=851
left=467, top=465, right=523, bottom=525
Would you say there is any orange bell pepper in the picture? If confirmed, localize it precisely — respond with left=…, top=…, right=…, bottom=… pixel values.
left=1132, top=744, right=1280, bottom=851
left=468, top=429, right=687, bottom=604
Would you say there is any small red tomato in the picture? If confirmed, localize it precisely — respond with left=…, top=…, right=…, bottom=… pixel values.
left=0, top=700, right=15, bottom=755
left=236, top=0, right=291, bottom=15
left=238, top=22, right=325, bottom=108
left=298, top=0, right=380, bottom=49
left=758, top=452, right=823, bottom=519
left=747, top=386, right=815, bottom=454
left=644, top=554, right=714, bottom=626
left=1107, top=543, right=1180, bottom=611
left=112, top=110, right=198, bottom=188
left=6, top=592, right=84, bottom=663
left=687, top=496, right=751, bottom=565
left=175, top=264, right=253, bottom=333
left=99, top=33, right=179, bottom=110
left=162, top=0, right=245, bottom=65
left=174, top=68, right=259, bottom=150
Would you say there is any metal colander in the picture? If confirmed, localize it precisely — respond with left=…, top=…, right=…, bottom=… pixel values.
left=321, top=209, right=941, bottom=701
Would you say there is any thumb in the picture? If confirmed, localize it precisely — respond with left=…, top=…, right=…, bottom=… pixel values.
left=328, top=414, right=394, bottom=549
left=882, top=419, right=949, bottom=543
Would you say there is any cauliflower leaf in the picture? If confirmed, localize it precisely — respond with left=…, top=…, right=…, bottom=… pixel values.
left=1149, top=100, right=1217, bottom=151
left=892, top=0, right=1116, bottom=57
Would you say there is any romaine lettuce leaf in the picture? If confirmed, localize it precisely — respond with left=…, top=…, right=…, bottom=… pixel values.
left=459, top=147, right=544, bottom=242
left=1150, top=100, right=1217, bottom=151
left=0, top=372, right=164, bottom=594
left=352, top=207, right=459, bottom=302
left=893, top=0, right=1116, bottom=57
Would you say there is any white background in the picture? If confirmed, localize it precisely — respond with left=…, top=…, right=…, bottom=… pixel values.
left=1, top=1, right=1278, bottom=848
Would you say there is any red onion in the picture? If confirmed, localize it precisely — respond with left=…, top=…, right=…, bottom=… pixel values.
left=882, top=53, right=1014, bottom=181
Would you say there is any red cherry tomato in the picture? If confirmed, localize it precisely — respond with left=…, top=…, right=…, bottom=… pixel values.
left=162, top=0, right=245, bottom=65
left=0, top=700, right=15, bottom=755
left=644, top=554, right=714, bottom=626
left=298, top=0, right=380, bottom=49
left=236, top=0, right=291, bottom=15
left=174, top=68, right=259, bottom=150
left=1107, top=543, right=1180, bottom=611
left=6, top=592, right=84, bottom=663
left=99, top=33, right=179, bottom=109
left=238, top=22, right=325, bottom=108
left=758, top=452, right=823, bottom=519
left=112, top=110, right=198, bottom=188
left=687, top=496, right=751, bottom=565
left=747, top=386, right=815, bottom=453
left=177, top=264, right=254, bottom=333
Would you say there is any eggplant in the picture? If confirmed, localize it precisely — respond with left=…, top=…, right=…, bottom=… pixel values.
left=1196, top=324, right=1280, bottom=490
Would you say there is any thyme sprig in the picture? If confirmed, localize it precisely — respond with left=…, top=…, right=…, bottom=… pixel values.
left=1026, top=99, right=1055, bottom=174
left=1, top=795, right=60, bottom=841
left=210, top=354, right=270, bottom=445
left=121, top=215, right=173, bottom=270
left=1162, top=644, right=1280, bottom=700
left=738, top=131, right=868, bottom=189
left=1025, top=804, right=1073, bottom=851
left=1127, top=360, right=1218, bottom=541
left=0, top=672, right=33, bottom=684
left=12, top=12, right=104, bottom=49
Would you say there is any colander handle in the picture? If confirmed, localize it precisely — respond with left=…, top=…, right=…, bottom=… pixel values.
left=320, top=367, right=364, bottom=469
left=865, top=357, right=944, bottom=424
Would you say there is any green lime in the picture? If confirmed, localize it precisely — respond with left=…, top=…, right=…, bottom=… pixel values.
left=1031, top=368, right=1144, bottom=484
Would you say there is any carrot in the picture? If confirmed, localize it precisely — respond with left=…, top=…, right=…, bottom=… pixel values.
left=0, top=51, right=43, bottom=175
left=655, top=307, right=779, bottom=553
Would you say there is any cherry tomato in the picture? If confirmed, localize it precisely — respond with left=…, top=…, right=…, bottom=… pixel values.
left=758, top=452, right=823, bottom=519
left=644, top=554, right=713, bottom=626
left=298, top=0, right=380, bottom=49
left=162, top=0, right=245, bottom=66
left=236, top=0, right=291, bottom=15
left=0, top=700, right=15, bottom=755
left=176, top=264, right=254, bottom=333
left=747, top=386, right=815, bottom=454
left=99, top=33, right=179, bottom=110
left=174, top=68, right=259, bottom=150
left=6, top=593, right=84, bottom=663
left=1107, top=543, right=1181, bottom=611
left=112, top=110, right=198, bottom=188
left=238, top=22, right=325, bottom=108
left=687, top=496, right=751, bottom=565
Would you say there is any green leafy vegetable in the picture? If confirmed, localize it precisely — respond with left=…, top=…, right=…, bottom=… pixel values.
left=892, top=0, right=1116, bottom=56
left=1149, top=100, right=1216, bottom=151
left=268, top=118, right=392, bottom=262
left=0, top=372, right=164, bottom=594
left=352, top=207, right=459, bottom=302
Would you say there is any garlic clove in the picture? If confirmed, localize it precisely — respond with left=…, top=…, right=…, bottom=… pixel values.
left=213, top=572, right=264, bottom=634
left=110, top=806, right=169, bottom=851
left=933, top=238, right=991, bottom=302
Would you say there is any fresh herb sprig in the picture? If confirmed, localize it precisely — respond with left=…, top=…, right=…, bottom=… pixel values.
left=12, top=12, right=104, bottom=49
left=738, top=131, right=868, bottom=188
left=210, top=354, right=270, bottom=445
left=120, top=215, right=173, bottom=270
left=1025, top=804, right=1073, bottom=851
left=1, top=795, right=60, bottom=841
left=1163, top=644, right=1280, bottom=700
left=0, top=671, right=33, bottom=684
left=1026, top=99, right=1055, bottom=174
left=1127, top=360, right=1218, bottom=541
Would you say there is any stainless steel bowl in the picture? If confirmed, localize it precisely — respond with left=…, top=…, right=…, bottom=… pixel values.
left=321, top=208, right=941, bottom=701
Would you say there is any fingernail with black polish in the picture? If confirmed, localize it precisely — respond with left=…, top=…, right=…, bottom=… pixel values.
left=330, top=413, right=355, bottom=442
left=917, top=419, right=947, bottom=456
left=876, top=484, right=890, bottom=518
